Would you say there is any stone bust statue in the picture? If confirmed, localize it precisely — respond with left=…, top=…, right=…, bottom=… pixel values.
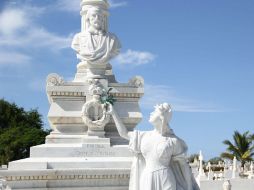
left=72, top=7, right=121, bottom=66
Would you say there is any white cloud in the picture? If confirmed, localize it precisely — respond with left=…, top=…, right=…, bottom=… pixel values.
left=0, top=5, right=45, bottom=35
left=141, top=84, right=224, bottom=113
left=0, top=51, right=31, bottom=66
left=115, top=49, right=156, bottom=65
left=0, top=5, right=73, bottom=70
left=109, top=0, right=127, bottom=8
left=0, top=9, right=29, bottom=35
left=56, top=0, right=127, bottom=12
left=0, top=28, right=72, bottom=51
left=23, top=28, right=72, bottom=50
left=0, top=6, right=72, bottom=52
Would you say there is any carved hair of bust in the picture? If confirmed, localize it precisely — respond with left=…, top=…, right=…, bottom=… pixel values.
left=85, top=7, right=107, bottom=34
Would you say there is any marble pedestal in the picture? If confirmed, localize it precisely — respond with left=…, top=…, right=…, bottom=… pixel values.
left=0, top=0, right=145, bottom=188
left=45, top=74, right=143, bottom=145
left=0, top=72, right=144, bottom=189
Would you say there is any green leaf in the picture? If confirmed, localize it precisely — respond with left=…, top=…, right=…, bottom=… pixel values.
left=107, top=88, right=113, bottom=94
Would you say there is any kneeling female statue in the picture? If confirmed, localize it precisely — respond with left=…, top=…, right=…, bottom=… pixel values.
left=109, top=103, right=200, bottom=190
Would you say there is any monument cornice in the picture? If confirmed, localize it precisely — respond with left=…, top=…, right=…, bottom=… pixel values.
left=2, top=168, right=130, bottom=182
left=46, top=91, right=144, bottom=98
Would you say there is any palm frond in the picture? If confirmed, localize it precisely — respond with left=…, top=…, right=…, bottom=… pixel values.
left=223, top=140, right=234, bottom=147
left=233, top=131, right=245, bottom=153
left=249, top=145, right=254, bottom=153
left=222, top=131, right=254, bottom=163
left=242, top=150, right=251, bottom=159
left=250, top=134, right=254, bottom=141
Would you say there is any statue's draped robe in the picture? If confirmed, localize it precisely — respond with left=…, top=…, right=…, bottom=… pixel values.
left=129, top=130, right=200, bottom=190
left=72, top=32, right=121, bottom=64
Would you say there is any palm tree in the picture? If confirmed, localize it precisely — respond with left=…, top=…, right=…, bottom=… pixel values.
left=221, top=131, right=254, bottom=167
left=250, top=134, right=254, bottom=141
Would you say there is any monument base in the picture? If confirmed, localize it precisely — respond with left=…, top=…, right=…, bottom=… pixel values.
left=0, top=142, right=132, bottom=190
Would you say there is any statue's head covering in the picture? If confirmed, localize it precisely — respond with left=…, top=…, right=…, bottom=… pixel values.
left=153, top=103, right=174, bottom=135
left=81, top=0, right=109, bottom=7
left=81, top=0, right=109, bottom=32
left=154, top=103, right=172, bottom=125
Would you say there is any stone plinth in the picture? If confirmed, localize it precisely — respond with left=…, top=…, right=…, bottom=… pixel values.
left=46, top=75, right=144, bottom=145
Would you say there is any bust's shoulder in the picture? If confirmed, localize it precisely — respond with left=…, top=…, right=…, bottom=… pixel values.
left=107, top=32, right=115, bottom=36
left=73, top=32, right=81, bottom=37
left=107, top=32, right=119, bottom=40
left=72, top=33, right=81, bottom=42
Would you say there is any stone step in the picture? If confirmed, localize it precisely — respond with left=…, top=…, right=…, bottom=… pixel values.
left=0, top=168, right=130, bottom=190
left=8, top=157, right=132, bottom=170
left=30, top=144, right=131, bottom=158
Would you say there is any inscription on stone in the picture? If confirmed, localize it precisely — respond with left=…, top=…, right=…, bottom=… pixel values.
left=71, top=144, right=116, bottom=157
left=83, top=144, right=107, bottom=149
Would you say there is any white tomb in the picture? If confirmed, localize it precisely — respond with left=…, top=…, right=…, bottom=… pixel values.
left=196, top=151, right=207, bottom=185
left=0, top=0, right=144, bottom=189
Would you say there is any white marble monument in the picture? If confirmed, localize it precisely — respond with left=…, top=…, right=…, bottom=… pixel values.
left=0, top=0, right=143, bottom=189
left=0, top=1, right=201, bottom=190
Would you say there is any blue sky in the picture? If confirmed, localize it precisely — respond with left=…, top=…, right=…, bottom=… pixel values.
left=0, top=0, right=254, bottom=160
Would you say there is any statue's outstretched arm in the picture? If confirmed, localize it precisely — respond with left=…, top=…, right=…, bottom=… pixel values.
left=109, top=105, right=130, bottom=140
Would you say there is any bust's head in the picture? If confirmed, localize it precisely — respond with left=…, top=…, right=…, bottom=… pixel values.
left=149, top=103, right=172, bottom=134
left=86, top=7, right=105, bottom=34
